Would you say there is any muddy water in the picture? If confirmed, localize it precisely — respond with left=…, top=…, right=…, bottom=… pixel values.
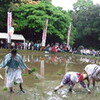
left=0, top=53, right=100, bottom=100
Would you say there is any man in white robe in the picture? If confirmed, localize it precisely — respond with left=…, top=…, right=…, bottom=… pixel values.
left=0, top=49, right=31, bottom=93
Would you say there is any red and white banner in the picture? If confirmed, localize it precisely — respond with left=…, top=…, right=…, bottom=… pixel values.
left=67, top=23, right=71, bottom=46
left=7, top=12, right=13, bottom=36
left=42, top=19, right=48, bottom=46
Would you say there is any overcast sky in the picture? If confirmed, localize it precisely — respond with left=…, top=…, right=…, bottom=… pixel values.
left=52, top=0, right=100, bottom=10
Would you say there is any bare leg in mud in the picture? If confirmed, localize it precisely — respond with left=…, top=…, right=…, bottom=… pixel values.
left=10, top=87, right=14, bottom=93
left=19, top=83, right=25, bottom=93
left=87, top=77, right=90, bottom=87
left=83, top=70, right=90, bottom=88
left=92, top=79, right=95, bottom=87
left=68, top=87, right=72, bottom=92
left=68, top=82, right=75, bottom=92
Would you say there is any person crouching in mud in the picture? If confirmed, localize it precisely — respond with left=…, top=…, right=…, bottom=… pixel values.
left=84, top=64, right=100, bottom=87
left=54, top=72, right=91, bottom=93
left=0, top=49, right=31, bottom=93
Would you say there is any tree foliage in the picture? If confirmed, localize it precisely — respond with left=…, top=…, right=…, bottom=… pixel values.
left=72, top=2, right=100, bottom=49
left=12, top=1, right=75, bottom=44
left=73, top=0, right=93, bottom=11
left=0, top=0, right=11, bottom=30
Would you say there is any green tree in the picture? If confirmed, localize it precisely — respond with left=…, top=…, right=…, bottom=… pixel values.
left=73, top=0, right=93, bottom=11
left=0, top=0, right=38, bottom=31
left=72, top=4, right=100, bottom=49
left=12, top=1, right=75, bottom=45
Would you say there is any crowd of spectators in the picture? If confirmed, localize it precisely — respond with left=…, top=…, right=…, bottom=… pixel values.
left=0, top=40, right=71, bottom=52
left=72, top=47, right=100, bottom=56
left=0, top=40, right=100, bottom=57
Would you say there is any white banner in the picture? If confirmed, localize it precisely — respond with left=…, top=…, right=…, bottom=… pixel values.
left=67, top=23, right=71, bottom=46
left=7, top=12, right=12, bottom=36
left=42, top=19, right=48, bottom=47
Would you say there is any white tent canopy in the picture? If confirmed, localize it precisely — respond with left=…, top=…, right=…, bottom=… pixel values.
left=0, top=33, right=25, bottom=41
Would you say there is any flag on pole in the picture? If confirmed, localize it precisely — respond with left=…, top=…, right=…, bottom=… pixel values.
left=7, top=12, right=12, bottom=28
left=7, top=12, right=14, bottom=43
left=42, top=19, right=48, bottom=47
left=7, top=12, right=12, bottom=36
left=67, top=23, right=71, bottom=47
left=8, top=26, right=14, bottom=36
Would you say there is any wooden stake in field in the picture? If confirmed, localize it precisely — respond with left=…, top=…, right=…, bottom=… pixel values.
left=67, top=23, right=71, bottom=47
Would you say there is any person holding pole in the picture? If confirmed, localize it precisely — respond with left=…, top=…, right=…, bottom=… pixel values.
left=0, top=49, right=31, bottom=93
